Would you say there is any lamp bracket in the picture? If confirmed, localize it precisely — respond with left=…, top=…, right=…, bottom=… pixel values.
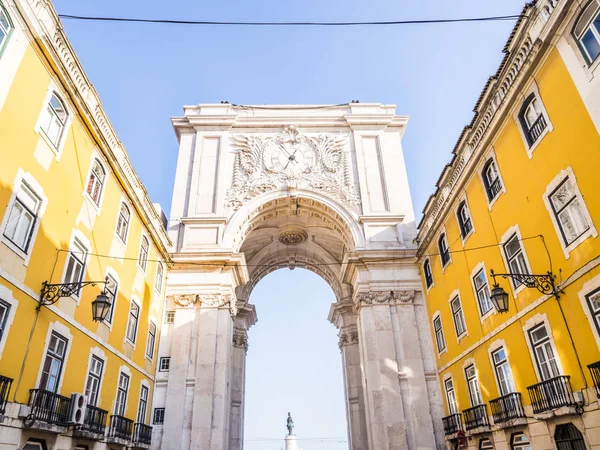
left=39, top=278, right=108, bottom=310
left=490, top=270, right=557, bottom=297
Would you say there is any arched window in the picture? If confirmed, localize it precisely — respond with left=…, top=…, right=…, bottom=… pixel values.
left=457, top=201, right=473, bottom=238
left=518, top=94, right=547, bottom=147
left=510, top=433, right=531, bottom=450
left=479, top=438, right=494, bottom=450
left=554, top=423, right=587, bottom=450
left=40, top=92, right=68, bottom=148
left=86, top=159, right=106, bottom=205
left=438, top=233, right=451, bottom=266
left=423, top=259, right=433, bottom=288
left=573, top=1, right=600, bottom=65
left=482, top=159, right=502, bottom=201
left=138, top=236, right=149, bottom=271
left=116, top=203, right=130, bottom=243
left=0, top=4, right=14, bottom=56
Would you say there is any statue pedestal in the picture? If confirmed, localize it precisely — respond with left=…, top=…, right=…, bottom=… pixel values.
left=285, top=435, right=298, bottom=450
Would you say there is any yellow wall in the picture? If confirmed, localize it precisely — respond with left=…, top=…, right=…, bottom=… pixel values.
left=0, top=24, right=167, bottom=422
left=419, top=48, right=600, bottom=415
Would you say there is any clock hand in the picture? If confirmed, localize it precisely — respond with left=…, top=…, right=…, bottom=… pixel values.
left=278, top=144, right=293, bottom=158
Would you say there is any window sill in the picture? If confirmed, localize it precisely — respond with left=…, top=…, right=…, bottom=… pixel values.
left=457, top=331, right=469, bottom=344
left=124, top=338, right=136, bottom=350
left=83, top=192, right=103, bottom=216
left=479, top=308, right=496, bottom=323
left=526, top=126, right=552, bottom=159
left=437, top=348, right=448, bottom=358
left=461, top=229, right=475, bottom=246
left=0, top=237, right=30, bottom=266
left=562, top=228, right=598, bottom=260
left=487, top=188, right=505, bottom=211
left=441, top=260, right=452, bottom=274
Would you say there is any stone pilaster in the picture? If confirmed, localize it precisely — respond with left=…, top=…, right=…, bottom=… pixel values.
left=229, top=302, right=257, bottom=450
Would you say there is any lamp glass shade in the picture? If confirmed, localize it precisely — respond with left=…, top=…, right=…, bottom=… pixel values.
left=490, top=285, right=509, bottom=313
left=91, top=293, right=112, bottom=322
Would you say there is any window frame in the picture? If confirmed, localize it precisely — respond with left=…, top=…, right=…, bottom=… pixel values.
left=526, top=322, right=562, bottom=382
left=153, top=407, right=165, bottom=425
left=1, top=181, right=42, bottom=256
left=510, top=433, right=532, bottom=450
left=472, top=266, right=494, bottom=319
left=491, top=346, right=516, bottom=396
left=479, top=439, right=494, bottom=450
left=137, top=384, right=149, bottom=424
left=514, top=85, right=552, bottom=156
left=138, top=235, right=150, bottom=272
left=464, top=364, right=483, bottom=406
left=456, top=200, right=474, bottom=242
left=155, top=262, right=164, bottom=293
left=37, top=91, right=70, bottom=152
left=165, top=310, right=175, bottom=324
left=438, top=232, right=451, bottom=268
left=115, top=371, right=130, bottom=416
left=501, top=228, right=532, bottom=295
left=0, top=4, right=14, bottom=58
left=450, top=293, right=467, bottom=339
left=159, top=357, right=171, bottom=372
left=480, top=156, right=504, bottom=205
left=572, top=1, right=600, bottom=66
left=84, top=355, right=104, bottom=407
left=432, top=313, right=446, bottom=354
left=115, top=202, right=131, bottom=244
left=0, top=299, right=11, bottom=345
left=444, top=377, right=458, bottom=414
left=84, top=157, right=107, bottom=209
left=145, top=321, right=157, bottom=360
left=61, top=237, right=89, bottom=299
left=423, top=258, right=434, bottom=290
left=38, top=331, right=68, bottom=393
left=103, top=272, right=119, bottom=326
left=554, top=423, right=587, bottom=450
left=125, top=299, right=140, bottom=345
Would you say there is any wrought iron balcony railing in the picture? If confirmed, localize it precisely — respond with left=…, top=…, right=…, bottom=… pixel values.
left=442, top=413, right=463, bottom=435
left=527, top=375, right=575, bottom=414
left=108, top=414, right=134, bottom=441
left=588, top=361, right=600, bottom=397
left=526, top=114, right=547, bottom=145
left=133, top=422, right=153, bottom=446
left=28, top=389, right=71, bottom=426
left=0, top=375, right=13, bottom=415
left=462, top=404, right=489, bottom=430
left=81, top=404, right=108, bottom=435
left=489, top=392, right=525, bottom=424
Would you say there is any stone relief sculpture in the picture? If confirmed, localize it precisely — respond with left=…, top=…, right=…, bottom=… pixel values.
left=353, top=290, right=416, bottom=312
left=226, top=126, right=360, bottom=210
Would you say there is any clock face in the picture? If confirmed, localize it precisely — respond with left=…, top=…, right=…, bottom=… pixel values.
left=264, top=141, right=314, bottom=176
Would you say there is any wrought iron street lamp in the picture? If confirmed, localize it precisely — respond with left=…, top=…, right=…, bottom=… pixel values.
left=39, top=277, right=111, bottom=322
left=489, top=269, right=559, bottom=314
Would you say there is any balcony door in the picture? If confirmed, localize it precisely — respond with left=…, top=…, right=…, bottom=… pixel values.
left=529, top=325, right=560, bottom=380
left=39, top=332, right=68, bottom=392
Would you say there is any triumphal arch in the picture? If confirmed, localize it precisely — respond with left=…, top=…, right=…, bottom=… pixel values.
left=152, top=103, right=445, bottom=450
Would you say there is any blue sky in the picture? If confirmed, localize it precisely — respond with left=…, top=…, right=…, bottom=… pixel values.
left=52, top=0, right=526, bottom=447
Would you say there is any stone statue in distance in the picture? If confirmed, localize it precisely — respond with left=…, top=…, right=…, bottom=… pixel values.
left=286, top=412, right=294, bottom=436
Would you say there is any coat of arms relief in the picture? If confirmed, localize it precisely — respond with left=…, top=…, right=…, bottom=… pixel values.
left=225, top=126, right=361, bottom=211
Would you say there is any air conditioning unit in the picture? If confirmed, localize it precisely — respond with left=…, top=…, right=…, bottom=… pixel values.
left=68, top=393, right=87, bottom=425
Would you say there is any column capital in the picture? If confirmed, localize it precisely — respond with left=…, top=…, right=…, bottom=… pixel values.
left=232, top=328, right=249, bottom=352
left=338, top=324, right=359, bottom=349
left=353, top=289, right=416, bottom=313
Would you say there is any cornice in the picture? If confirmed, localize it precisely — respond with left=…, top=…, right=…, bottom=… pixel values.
left=416, top=0, right=570, bottom=252
left=15, top=0, right=171, bottom=256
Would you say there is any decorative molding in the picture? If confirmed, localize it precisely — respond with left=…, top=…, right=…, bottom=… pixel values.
left=226, top=126, right=360, bottom=210
left=172, top=293, right=238, bottom=317
left=353, top=289, right=416, bottom=313
left=232, top=329, right=249, bottom=351
left=338, top=330, right=359, bottom=348
left=278, top=228, right=308, bottom=246
left=173, top=294, right=198, bottom=307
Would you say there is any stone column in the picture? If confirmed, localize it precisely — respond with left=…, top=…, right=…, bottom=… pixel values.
left=229, top=303, right=257, bottom=450
left=355, top=290, right=439, bottom=450
left=329, top=301, right=369, bottom=450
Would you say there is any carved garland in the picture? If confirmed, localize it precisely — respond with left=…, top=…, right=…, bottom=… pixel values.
left=173, top=294, right=238, bottom=317
left=338, top=330, right=359, bottom=349
left=353, top=290, right=416, bottom=313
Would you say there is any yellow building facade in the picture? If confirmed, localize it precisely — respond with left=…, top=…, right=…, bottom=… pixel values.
left=417, top=2, right=600, bottom=450
left=0, top=0, right=170, bottom=449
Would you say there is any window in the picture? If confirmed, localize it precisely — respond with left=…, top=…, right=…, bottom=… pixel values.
left=492, top=347, right=516, bottom=396
left=39, top=332, right=68, bottom=392
left=585, top=288, right=600, bottom=337
left=159, top=357, right=170, bottom=372
left=155, top=263, right=164, bottom=293
left=503, top=234, right=530, bottom=288
left=528, top=324, right=560, bottom=381
left=153, top=408, right=165, bottom=425
left=554, top=423, right=587, bottom=450
left=22, top=442, right=46, bottom=450
left=103, top=274, right=118, bottom=324
left=63, top=238, right=87, bottom=295
left=480, top=439, right=494, bottom=450
left=0, top=4, right=14, bottom=56
left=137, top=385, right=149, bottom=424
left=444, top=378, right=458, bottom=414
left=473, top=269, right=494, bottom=316
left=511, top=434, right=532, bottom=450
left=573, top=1, right=600, bottom=65
left=165, top=310, right=175, bottom=324
left=84, top=356, right=104, bottom=406
left=86, top=159, right=106, bottom=206
left=548, top=177, right=590, bottom=246
left=138, top=236, right=149, bottom=271
left=0, top=299, right=11, bottom=343
left=518, top=94, right=547, bottom=147
left=423, top=259, right=433, bottom=288
left=438, top=233, right=451, bottom=267
left=465, top=365, right=483, bottom=406
left=457, top=201, right=473, bottom=239
left=115, top=372, right=129, bottom=416
left=433, top=316, right=446, bottom=353
left=3, top=183, right=41, bottom=252
left=126, top=301, right=140, bottom=343
left=146, top=322, right=156, bottom=359
left=40, top=93, right=68, bottom=148
left=482, top=159, right=503, bottom=202
left=450, top=296, right=467, bottom=337
left=116, top=203, right=130, bottom=243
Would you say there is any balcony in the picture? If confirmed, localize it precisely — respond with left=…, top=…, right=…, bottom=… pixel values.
left=527, top=375, right=575, bottom=414
left=462, top=404, right=489, bottom=431
left=107, top=414, right=134, bottom=445
left=73, top=404, right=108, bottom=439
left=0, top=375, right=13, bottom=416
left=133, top=422, right=153, bottom=448
left=26, top=389, right=71, bottom=428
left=489, top=392, right=525, bottom=424
left=525, top=114, right=547, bottom=145
left=588, top=361, right=600, bottom=397
left=442, top=413, right=463, bottom=436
